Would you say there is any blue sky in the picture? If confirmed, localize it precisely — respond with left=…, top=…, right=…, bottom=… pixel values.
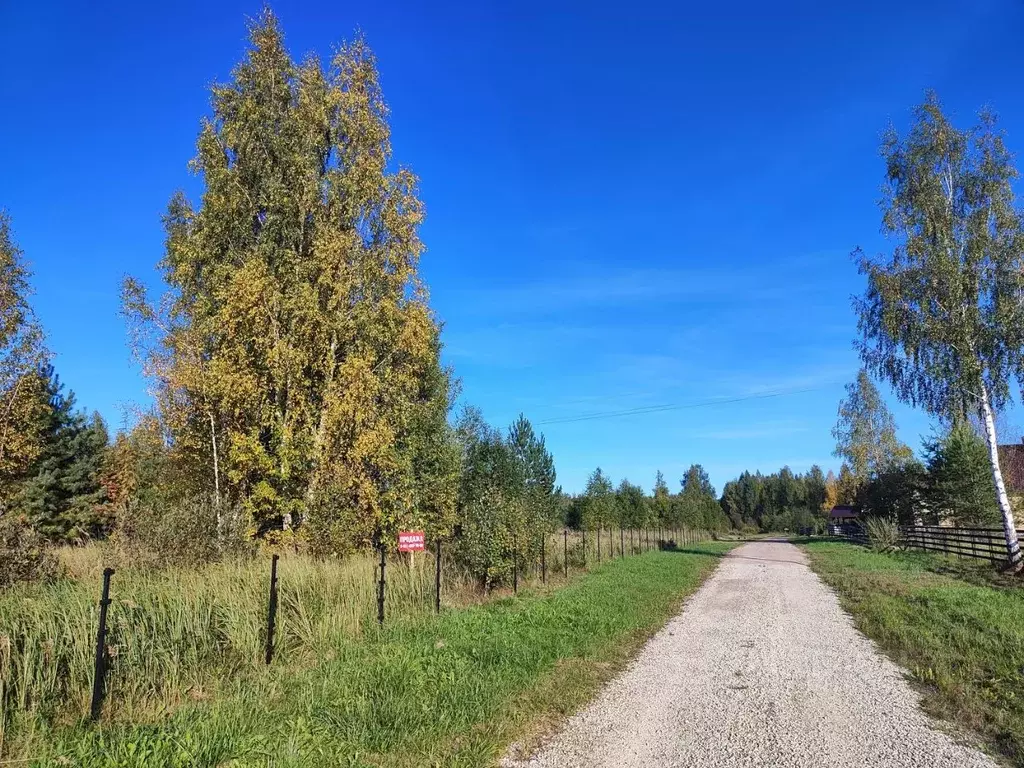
left=2, top=0, right=1024, bottom=494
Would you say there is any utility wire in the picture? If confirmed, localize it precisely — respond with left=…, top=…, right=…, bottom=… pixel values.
left=535, top=387, right=823, bottom=426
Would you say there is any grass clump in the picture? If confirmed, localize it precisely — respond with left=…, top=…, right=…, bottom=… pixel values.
left=863, top=515, right=901, bottom=552
left=803, top=540, right=1024, bottom=765
left=5, top=543, right=731, bottom=766
left=1, top=547, right=476, bottom=754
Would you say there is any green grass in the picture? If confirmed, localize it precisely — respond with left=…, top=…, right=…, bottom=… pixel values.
left=1, top=548, right=470, bottom=750
left=802, top=540, right=1024, bottom=766
left=1, top=528, right=709, bottom=750
left=4, top=540, right=729, bottom=766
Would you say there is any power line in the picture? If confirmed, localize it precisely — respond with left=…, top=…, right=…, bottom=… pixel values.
left=535, top=387, right=823, bottom=426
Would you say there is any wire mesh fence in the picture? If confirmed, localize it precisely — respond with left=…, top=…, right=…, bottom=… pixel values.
left=0, top=526, right=713, bottom=730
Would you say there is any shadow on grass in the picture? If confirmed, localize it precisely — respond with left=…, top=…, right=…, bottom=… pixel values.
left=800, top=536, right=1022, bottom=589
left=787, top=535, right=845, bottom=545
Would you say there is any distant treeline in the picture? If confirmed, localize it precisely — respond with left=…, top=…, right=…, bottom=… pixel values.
left=719, top=466, right=832, bottom=532
left=561, top=465, right=730, bottom=534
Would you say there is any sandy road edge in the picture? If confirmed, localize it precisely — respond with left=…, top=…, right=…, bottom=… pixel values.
left=499, top=544, right=739, bottom=766
left=504, top=539, right=1001, bottom=768
left=796, top=541, right=1010, bottom=766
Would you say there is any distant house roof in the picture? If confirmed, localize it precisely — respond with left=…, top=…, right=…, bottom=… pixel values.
left=829, top=505, right=859, bottom=520
left=998, top=445, right=1024, bottom=493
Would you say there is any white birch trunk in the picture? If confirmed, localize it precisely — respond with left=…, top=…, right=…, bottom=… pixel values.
left=979, top=383, right=1021, bottom=567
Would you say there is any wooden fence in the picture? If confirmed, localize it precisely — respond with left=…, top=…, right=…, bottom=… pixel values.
left=834, top=523, right=1017, bottom=564
left=899, top=525, right=1017, bottom=564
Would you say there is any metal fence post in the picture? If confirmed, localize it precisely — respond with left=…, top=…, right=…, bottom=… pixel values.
left=597, top=526, right=602, bottom=563
left=620, top=527, right=624, bottom=557
left=513, top=532, right=519, bottom=594
left=89, top=567, right=114, bottom=721
left=264, top=554, right=280, bottom=665
left=563, top=529, right=568, bottom=577
left=582, top=527, right=587, bottom=567
left=435, top=540, right=442, bottom=613
left=377, top=542, right=386, bottom=627
left=541, top=534, right=547, bottom=583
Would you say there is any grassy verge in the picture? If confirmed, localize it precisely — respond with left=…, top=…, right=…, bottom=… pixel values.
left=9, top=543, right=732, bottom=767
left=2, top=548, right=473, bottom=752
left=802, top=540, right=1024, bottom=766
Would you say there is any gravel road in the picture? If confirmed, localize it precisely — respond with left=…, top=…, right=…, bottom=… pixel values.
left=505, top=540, right=997, bottom=768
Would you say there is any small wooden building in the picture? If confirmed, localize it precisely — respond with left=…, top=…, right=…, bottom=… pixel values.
left=998, top=444, right=1024, bottom=494
left=828, top=505, right=860, bottom=536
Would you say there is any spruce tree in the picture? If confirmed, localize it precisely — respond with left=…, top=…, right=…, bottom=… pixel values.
left=804, top=465, right=827, bottom=513
left=923, top=422, right=998, bottom=527
left=14, top=366, right=109, bottom=541
left=508, top=413, right=556, bottom=526
left=452, top=406, right=536, bottom=587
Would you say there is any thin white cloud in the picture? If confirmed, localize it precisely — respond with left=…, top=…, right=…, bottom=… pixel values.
left=728, top=364, right=855, bottom=397
left=694, top=422, right=810, bottom=440
left=443, top=322, right=606, bottom=367
left=453, top=262, right=823, bottom=316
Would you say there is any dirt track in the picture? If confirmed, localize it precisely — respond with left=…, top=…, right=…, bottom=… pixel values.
left=506, top=540, right=996, bottom=768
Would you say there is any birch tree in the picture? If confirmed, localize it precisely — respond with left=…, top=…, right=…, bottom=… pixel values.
left=832, top=369, right=912, bottom=483
left=581, top=467, right=615, bottom=530
left=652, top=470, right=671, bottom=524
left=123, top=11, right=457, bottom=549
left=0, top=212, right=47, bottom=511
left=854, top=93, right=1024, bottom=566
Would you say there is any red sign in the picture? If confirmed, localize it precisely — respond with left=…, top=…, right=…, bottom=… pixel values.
left=398, top=531, right=425, bottom=552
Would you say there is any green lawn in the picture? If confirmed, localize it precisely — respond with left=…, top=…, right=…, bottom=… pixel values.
left=803, top=540, right=1024, bottom=766
left=17, top=544, right=732, bottom=767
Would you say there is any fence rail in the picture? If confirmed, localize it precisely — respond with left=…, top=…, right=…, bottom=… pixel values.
left=899, top=525, right=1019, bottom=563
left=834, top=523, right=1019, bottom=564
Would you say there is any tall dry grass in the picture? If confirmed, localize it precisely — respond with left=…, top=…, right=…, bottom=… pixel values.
left=0, top=526, right=709, bottom=753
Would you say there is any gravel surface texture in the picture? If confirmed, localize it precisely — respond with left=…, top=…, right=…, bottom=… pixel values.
left=505, top=540, right=997, bottom=768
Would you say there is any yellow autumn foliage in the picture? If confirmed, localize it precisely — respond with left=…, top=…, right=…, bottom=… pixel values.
left=122, top=11, right=458, bottom=551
